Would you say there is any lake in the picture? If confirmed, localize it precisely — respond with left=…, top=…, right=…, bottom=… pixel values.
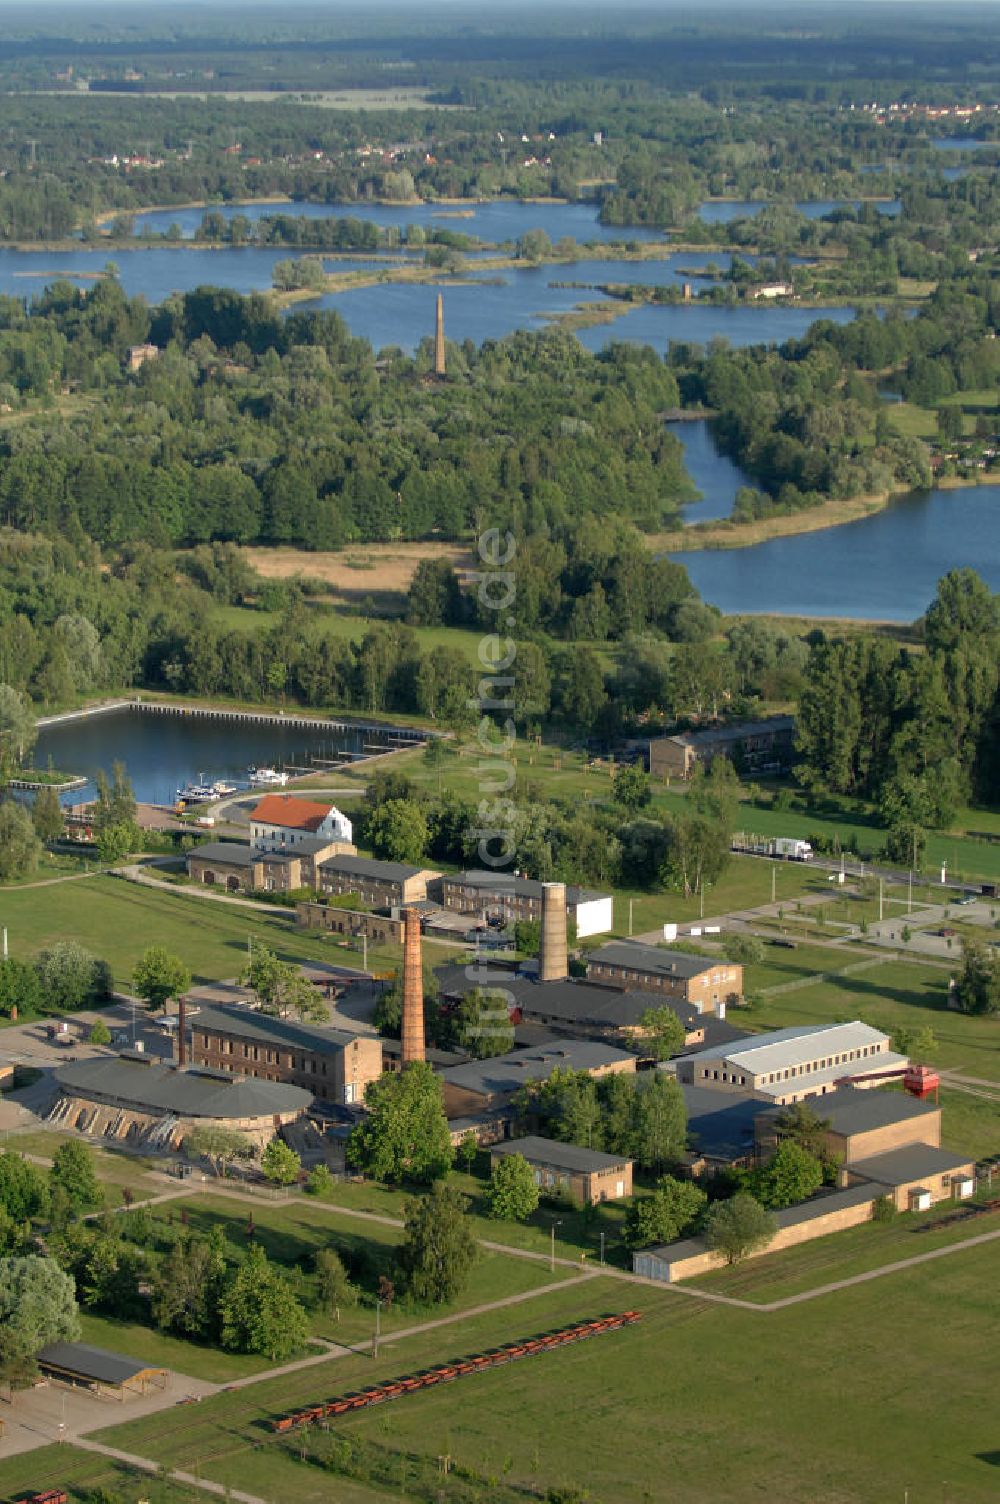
left=698, top=198, right=901, bottom=224
left=673, top=421, right=750, bottom=523
left=130, top=198, right=671, bottom=246
left=674, top=485, right=1000, bottom=620
left=33, top=707, right=411, bottom=807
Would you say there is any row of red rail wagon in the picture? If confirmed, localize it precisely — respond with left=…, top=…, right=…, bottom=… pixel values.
left=271, top=1310, right=642, bottom=1433
left=15, top=1491, right=69, bottom=1504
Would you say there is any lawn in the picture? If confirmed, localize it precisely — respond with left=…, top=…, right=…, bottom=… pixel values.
left=89, top=1242, right=1000, bottom=1504
left=0, top=873, right=452, bottom=986
left=0, top=1446, right=212, bottom=1504
left=65, top=1188, right=578, bottom=1388
left=2, top=1128, right=164, bottom=1195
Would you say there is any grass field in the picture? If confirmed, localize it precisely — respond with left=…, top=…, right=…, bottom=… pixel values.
left=0, top=873, right=454, bottom=987
left=74, top=1239, right=1000, bottom=1504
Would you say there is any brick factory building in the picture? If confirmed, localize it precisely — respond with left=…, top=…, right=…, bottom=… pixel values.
left=585, top=940, right=742, bottom=1014
left=186, top=1002, right=382, bottom=1106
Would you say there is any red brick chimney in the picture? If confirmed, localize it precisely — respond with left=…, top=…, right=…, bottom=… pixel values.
left=401, top=909, right=425, bottom=1065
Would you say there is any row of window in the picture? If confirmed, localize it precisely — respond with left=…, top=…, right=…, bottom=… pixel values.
left=198, top=1035, right=330, bottom=1075
left=758, top=1044, right=884, bottom=1085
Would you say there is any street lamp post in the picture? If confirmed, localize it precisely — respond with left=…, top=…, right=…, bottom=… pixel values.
left=550, top=1220, right=562, bottom=1272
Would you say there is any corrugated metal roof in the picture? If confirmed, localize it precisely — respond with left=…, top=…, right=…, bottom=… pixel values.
left=690, top=1021, right=893, bottom=1074
left=38, top=1341, right=162, bottom=1384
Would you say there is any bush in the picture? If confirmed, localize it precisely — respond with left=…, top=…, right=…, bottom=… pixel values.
left=872, top=1194, right=898, bottom=1224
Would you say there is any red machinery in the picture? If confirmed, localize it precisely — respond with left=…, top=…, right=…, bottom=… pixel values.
left=271, top=1312, right=642, bottom=1433
left=903, top=1064, right=940, bottom=1100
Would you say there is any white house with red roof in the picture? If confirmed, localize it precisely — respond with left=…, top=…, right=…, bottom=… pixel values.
left=250, top=794, right=353, bottom=852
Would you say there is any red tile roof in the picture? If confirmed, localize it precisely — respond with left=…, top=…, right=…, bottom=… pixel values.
left=251, top=795, right=335, bottom=832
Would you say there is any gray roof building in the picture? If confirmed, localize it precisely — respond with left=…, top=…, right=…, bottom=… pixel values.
left=55, top=1054, right=312, bottom=1119
left=491, top=1135, right=631, bottom=1175
left=319, top=854, right=428, bottom=883
left=586, top=941, right=721, bottom=982
left=757, top=1087, right=939, bottom=1139
left=439, top=1039, right=635, bottom=1106
left=847, top=1144, right=976, bottom=1188
left=189, top=841, right=257, bottom=868
left=445, top=870, right=608, bottom=904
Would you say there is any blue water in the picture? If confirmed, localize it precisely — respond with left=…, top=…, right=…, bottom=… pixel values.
left=575, top=301, right=858, bottom=356
left=930, top=137, right=990, bottom=151
left=674, top=421, right=752, bottom=523
left=131, top=198, right=670, bottom=246
left=674, top=485, right=1000, bottom=620
left=0, top=247, right=386, bottom=304
left=33, top=707, right=405, bottom=807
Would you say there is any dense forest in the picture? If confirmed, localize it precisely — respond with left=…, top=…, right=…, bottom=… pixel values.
left=0, top=282, right=693, bottom=547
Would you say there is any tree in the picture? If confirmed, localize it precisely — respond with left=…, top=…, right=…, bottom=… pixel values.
left=96, top=821, right=142, bottom=865
left=0, top=685, right=36, bottom=776
left=613, top=763, right=651, bottom=816
left=31, top=784, right=64, bottom=845
left=241, top=951, right=325, bottom=1022
left=185, top=1126, right=253, bottom=1178
left=88, top=1019, right=111, bottom=1046
left=0, top=1152, right=49, bottom=1222
left=633, top=1074, right=687, bottom=1172
left=35, top=941, right=110, bottom=1013
left=486, top=1153, right=540, bottom=1222
left=750, top=1141, right=823, bottom=1209
left=0, top=1256, right=80, bottom=1391
left=705, top=1193, right=775, bottom=1265
left=132, top=947, right=190, bottom=1013
left=305, top=1163, right=333, bottom=1197
left=366, top=798, right=429, bottom=864
left=399, top=1182, right=478, bottom=1304
left=455, top=1130, right=479, bottom=1175
left=952, top=937, right=1000, bottom=1016
left=891, top=1024, right=938, bottom=1059
left=314, top=1247, right=354, bottom=1319
left=347, top=1062, right=453, bottom=1184
left=0, top=957, right=43, bottom=1019
left=624, top=1176, right=707, bottom=1250
left=0, top=803, right=42, bottom=882
left=637, top=1006, right=686, bottom=1062
left=449, top=987, right=514, bottom=1059
left=770, top=1101, right=831, bottom=1160
left=152, top=1232, right=227, bottom=1340
left=722, top=933, right=764, bottom=967
left=50, top=1141, right=102, bottom=1215
left=220, top=1243, right=309, bottom=1360
left=261, top=1139, right=301, bottom=1187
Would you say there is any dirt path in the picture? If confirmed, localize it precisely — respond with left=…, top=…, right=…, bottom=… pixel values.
left=75, top=1437, right=269, bottom=1504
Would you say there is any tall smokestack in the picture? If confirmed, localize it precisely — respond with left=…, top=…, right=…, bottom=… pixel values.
left=401, top=909, right=425, bottom=1065
left=434, top=294, right=446, bottom=378
left=177, top=994, right=187, bottom=1067
left=540, top=882, right=568, bottom=983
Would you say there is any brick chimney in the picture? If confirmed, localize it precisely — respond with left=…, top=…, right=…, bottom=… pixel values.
left=540, top=882, right=569, bottom=983
left=401, top=908, right=426, bottom=1065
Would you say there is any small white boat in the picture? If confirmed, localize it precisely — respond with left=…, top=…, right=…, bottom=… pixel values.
left=247, top=766, right=289, bottom=787
left=211, top=781, right=238, bottom=798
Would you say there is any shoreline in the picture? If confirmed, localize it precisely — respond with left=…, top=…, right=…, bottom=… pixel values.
left=659, top=472, right=993, bottom=554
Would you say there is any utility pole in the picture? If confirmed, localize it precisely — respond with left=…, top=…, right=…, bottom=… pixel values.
left=599, top=1230, right=605, bottom=1266
left=550, top=1220, right=562, bottom=1272
left=2, top=928, right=7, bottom=961
left=771, top=864, right=776, bottom=905
left=628, top=898, right=633, bottom=937
left=372, top=1297, right=383, bottom=1359
left=879, top=878, right=883, bottom=924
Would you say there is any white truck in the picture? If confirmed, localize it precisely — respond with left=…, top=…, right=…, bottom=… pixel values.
left=732, top=833, right=814, bottom=861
